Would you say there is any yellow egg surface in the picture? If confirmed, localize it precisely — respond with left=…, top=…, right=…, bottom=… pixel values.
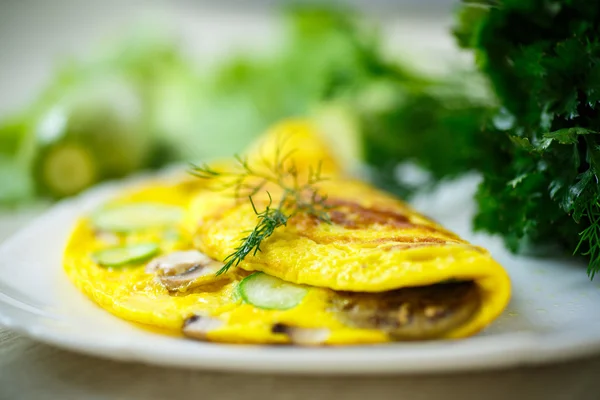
left=64, top=177, right=507, bottom=344
left=63, top=177, right=392, bottom=344
left=187, top=119, right=511, bottom=340
left=64, top=119, right=510, bottom=344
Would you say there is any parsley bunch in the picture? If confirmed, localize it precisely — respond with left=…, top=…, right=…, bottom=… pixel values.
left=455, top=0, right=600, bottom=277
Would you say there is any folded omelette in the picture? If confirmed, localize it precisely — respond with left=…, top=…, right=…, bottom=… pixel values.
left=64, top=119, right=511, bottom=345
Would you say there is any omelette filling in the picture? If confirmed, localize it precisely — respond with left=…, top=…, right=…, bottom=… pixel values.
left=177, top=278, right=483, bottom=343
left=329, top=281, right=481, bottom=340
left=142, top=247, right=482, bottom=342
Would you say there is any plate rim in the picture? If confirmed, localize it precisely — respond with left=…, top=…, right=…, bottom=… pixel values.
left=1, top=172, right=600, bottom=375
left=2, top=292, right=600, bottom=375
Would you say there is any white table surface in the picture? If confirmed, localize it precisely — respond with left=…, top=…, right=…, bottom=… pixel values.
left=2, top=211, right=600, bottom=400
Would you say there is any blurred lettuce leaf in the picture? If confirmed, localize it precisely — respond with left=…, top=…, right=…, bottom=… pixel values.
left=0, top=155, right=33, bottom=206
left=0, top=5, right=492, bottom=207
left=0, top=28, right=197, bottom=204
left=199, top=5, right=493, bottom=194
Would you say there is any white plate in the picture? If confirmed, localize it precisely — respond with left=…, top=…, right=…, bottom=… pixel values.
left=1, top=172, right=600, bottom=375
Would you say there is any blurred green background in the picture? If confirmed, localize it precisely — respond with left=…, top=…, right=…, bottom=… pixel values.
left=0, top=1, right=490, bottom=207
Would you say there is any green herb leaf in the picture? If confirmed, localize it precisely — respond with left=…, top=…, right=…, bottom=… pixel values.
left=190, top=144, right=331, bottom=276
left=544, top=128, right=596, bottom=145
left=455, top=0, right=600, bottom=278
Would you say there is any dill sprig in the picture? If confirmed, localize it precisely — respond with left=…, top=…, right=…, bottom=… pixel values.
left=190, top=142, right=331, bottom=275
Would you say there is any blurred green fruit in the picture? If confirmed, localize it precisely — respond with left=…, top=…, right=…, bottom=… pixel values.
left=29, top=74, right=151, bottom=198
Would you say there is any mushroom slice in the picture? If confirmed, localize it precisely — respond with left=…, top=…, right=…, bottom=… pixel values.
left=94, top=231, right=120, bottom=245
left=271, top=323, right=330, bottom=346
left=146, top=250, right=225, bottom=292
left=330, top=281, right=481, bottom=340
left=146, top=250, right=216, bottom=275
left=183, top=315, right=225, bottom=341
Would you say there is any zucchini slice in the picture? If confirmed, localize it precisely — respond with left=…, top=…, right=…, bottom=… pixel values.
left=91, top=243, right=159, bottom=267
left=238, top=272, right=308, bottom=310
left=92, top=203, right=183, bottom=232
left=36, top=142, right=98, bottom=198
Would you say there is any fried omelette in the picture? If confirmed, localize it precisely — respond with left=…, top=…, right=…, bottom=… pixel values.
left=64, top=119, right=510, bottom=345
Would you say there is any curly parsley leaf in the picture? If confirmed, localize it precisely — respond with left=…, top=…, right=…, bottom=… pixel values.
left=455, top=0, right=600, bottom=278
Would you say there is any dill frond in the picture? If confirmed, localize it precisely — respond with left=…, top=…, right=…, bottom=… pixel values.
left=190, top=142, right=332, bottom=275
